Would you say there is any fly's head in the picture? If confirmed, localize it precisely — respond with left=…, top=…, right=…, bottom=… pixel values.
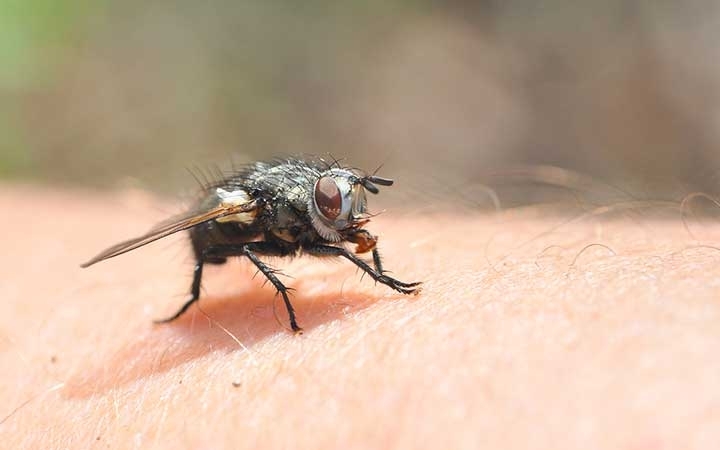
left=308, top=167, right=393, bottom=246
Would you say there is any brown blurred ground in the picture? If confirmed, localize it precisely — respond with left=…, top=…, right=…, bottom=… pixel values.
left=2, top=1, right=720, bottom=204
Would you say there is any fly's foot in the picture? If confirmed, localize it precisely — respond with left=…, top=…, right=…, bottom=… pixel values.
left=153, top=296, right=199, bottom=324
left=378, top=275, right=422, bottom=295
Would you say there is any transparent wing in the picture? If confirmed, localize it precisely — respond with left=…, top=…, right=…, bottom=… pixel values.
left=81, top=199, right=259, bottom=268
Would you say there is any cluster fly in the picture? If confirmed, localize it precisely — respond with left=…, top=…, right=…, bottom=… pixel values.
left=82, top=157, right=421, bottom=333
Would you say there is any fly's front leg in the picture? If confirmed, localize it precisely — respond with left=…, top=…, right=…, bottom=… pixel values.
left=371, top=248, right=384, bottom=274
left=306, top=244, right=421, bottom=295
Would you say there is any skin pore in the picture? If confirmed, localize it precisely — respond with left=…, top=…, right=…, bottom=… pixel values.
left=2, top=185, right=720, bottom=449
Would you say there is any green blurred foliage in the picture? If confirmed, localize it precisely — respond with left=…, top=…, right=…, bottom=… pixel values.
left=0, top=0, right=103, bottom=176
left=0, top=0, right=94, bottom=87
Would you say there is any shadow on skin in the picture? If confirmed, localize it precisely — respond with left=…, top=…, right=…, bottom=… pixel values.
left=62, top=282, right=387, bottom=398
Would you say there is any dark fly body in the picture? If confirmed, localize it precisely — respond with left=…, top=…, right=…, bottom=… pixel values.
left=82, top=157, right=421, bottom=332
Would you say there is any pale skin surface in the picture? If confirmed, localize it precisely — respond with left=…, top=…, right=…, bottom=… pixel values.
left=2, top=185, right=720, bottom=449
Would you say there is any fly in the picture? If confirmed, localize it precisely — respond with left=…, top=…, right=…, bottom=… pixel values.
left=81, top=157, right=421, bottom=333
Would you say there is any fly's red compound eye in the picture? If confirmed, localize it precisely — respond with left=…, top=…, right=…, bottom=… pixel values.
left=314, top=176, right=342, bottom=221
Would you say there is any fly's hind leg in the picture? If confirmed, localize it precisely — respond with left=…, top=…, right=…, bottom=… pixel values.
left=154, top=256, right=227, bottom=323
left=154, top=260, right=205, bottom=323
left=177, top=242, right=302, bottom=333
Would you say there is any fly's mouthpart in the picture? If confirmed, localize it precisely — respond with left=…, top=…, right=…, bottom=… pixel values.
left=350, top=216, right=371, bottom=229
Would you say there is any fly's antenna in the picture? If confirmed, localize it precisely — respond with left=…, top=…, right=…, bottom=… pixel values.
left=361, top=174, right=394, bottom=194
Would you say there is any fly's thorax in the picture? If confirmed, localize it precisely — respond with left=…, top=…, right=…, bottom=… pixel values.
left=267, top=199, right=307, bottom=242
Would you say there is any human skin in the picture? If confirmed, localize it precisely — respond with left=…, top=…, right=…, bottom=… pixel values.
left=1, top=185, right=720, bottom=449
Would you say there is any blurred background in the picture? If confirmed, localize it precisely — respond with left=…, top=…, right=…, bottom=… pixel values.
left=2, top=0, right=720, bottom=206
